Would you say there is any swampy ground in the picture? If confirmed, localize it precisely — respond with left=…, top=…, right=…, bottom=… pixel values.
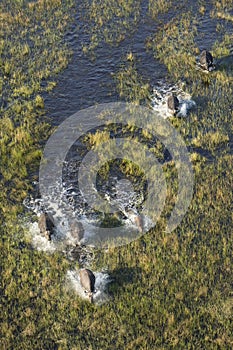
left=1, top=0, right=233, bottom=349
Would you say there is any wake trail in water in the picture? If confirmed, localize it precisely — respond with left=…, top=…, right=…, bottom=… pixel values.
left=150, top=80, right=196, bottom=118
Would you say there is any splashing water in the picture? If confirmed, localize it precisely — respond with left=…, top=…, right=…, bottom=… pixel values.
left=24, top=172, right=153, bottom=254
left=25, top=217, right=96, bottom=270
left=151, top=80, right=196, bottom=118
left=178, top=99, right=196, bottom=117
left=66, top=269, right=112, bottom=305
left=27, top=220, right=68, bottom=253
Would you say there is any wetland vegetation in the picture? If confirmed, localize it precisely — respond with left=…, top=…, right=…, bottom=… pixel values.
left=1, top=0, right=233, bottom=349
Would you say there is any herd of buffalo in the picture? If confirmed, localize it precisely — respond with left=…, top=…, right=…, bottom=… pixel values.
left=37, top=50, right=215, bottom=302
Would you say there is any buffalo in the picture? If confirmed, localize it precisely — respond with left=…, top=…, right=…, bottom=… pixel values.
left=38, top=212, right=55, bottom=240
left=167, top=93, right=180, bottom=115
left=70, top=221, right=84, bottom=244
left=79, top=268, right=96, bottom=303
left=199, top=50, right=214, bottom=71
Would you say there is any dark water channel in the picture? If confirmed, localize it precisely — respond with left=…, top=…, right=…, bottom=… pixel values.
left=25, top=0, right=233, bottom=250
left=44, top=0, right=232, bottom=125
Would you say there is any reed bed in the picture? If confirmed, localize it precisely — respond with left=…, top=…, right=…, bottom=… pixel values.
left=1, top=1, right=233, bottom=349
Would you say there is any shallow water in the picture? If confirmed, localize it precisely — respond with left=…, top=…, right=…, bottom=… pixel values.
left=44, top=1, right=232, bottom=124
left=21, top=1, right=233, bottom=306
left=25, top=172, right=154, bottom=252
left=28, top=0, right=233, bottom=253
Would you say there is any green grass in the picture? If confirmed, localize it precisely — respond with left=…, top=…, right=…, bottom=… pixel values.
left=0, top=0, right=74, bottom=220
left=1, top=0, right=233, bottom=349
left=148, top=0, right=173, bottom=19
left=81, top=0, right=142, bottom=55
left=146, top=12, right=199, bottom=81
left=113, top=56, right=151, bottom=105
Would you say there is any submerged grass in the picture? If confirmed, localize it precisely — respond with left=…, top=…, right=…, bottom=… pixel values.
left=1, top=0, right=233, bottom=349
left=81, top=0, right=142, bottom=54
left=113, top=55, right=151, bottom=104
left=146, top=12, right=200, bottom=81
left=0, top=0, right=74, bottom=220
left=148, top=0, right=173, bottom=18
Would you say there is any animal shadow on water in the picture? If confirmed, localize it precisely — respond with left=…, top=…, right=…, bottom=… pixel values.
left=108, top=266, right=142, bottom=297
left=191, top=94, right=209, bottom=113
left=216, top=54, right=233, bottom=76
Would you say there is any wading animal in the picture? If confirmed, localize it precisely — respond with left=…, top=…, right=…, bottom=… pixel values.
left=123, top=208, right=144, bottom=233
left=167, top=93, right=180, bottom=115
left=79, top=268, right=96, bottom=303
left=199, top=50, right=214, bottom=71
left=134, top=214, right=143, bottom=233
left=38, top=212, right=55, bottom=240
left=70, top=221, right=84, bottom=244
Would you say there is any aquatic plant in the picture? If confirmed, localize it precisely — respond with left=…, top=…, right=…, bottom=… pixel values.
left=1, top=1, right=233, bottom=349
left=0, top=0, right=74, bottom=221
left=113, top=57, right=151, bottom=105
left=148, top=0, right=173, bottom=18
left=81, top=0, right=142, bottom=54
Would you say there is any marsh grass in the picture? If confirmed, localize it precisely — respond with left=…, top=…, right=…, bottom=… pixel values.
left=0, top=0, right=74, bottom=221
left=192, top=131, right=229, bottom=149
left=148, top=0, right=173, bottom=18
left=211, top=0, right=233, bottom=21
left=113, top=57, right=151, bottom=104
left=146, top=13, right=200, bottom=80
left=81, top=0, right=142, bottom=54
left=1, top=2, right=76, bottom=347
left=1, top=1, right=233, bottom=349
left=106, top=4, right=233, bottom=348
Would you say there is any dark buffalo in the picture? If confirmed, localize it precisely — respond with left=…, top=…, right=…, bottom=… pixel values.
left=167, top=93, right=180, bottom=115
left=70, top=221, right=84, bottom=243
left=38, top=212, right=55, bottom=240
left=199, top=50, right=214, bottom=71
left=79, top=268, right=96, bottom=303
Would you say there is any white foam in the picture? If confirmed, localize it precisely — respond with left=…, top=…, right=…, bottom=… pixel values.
left=150, top=81, right=196, bottom=118
left=28, top=222, right=58, bottom=253
left=178, top=99, right=196, bottom=117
